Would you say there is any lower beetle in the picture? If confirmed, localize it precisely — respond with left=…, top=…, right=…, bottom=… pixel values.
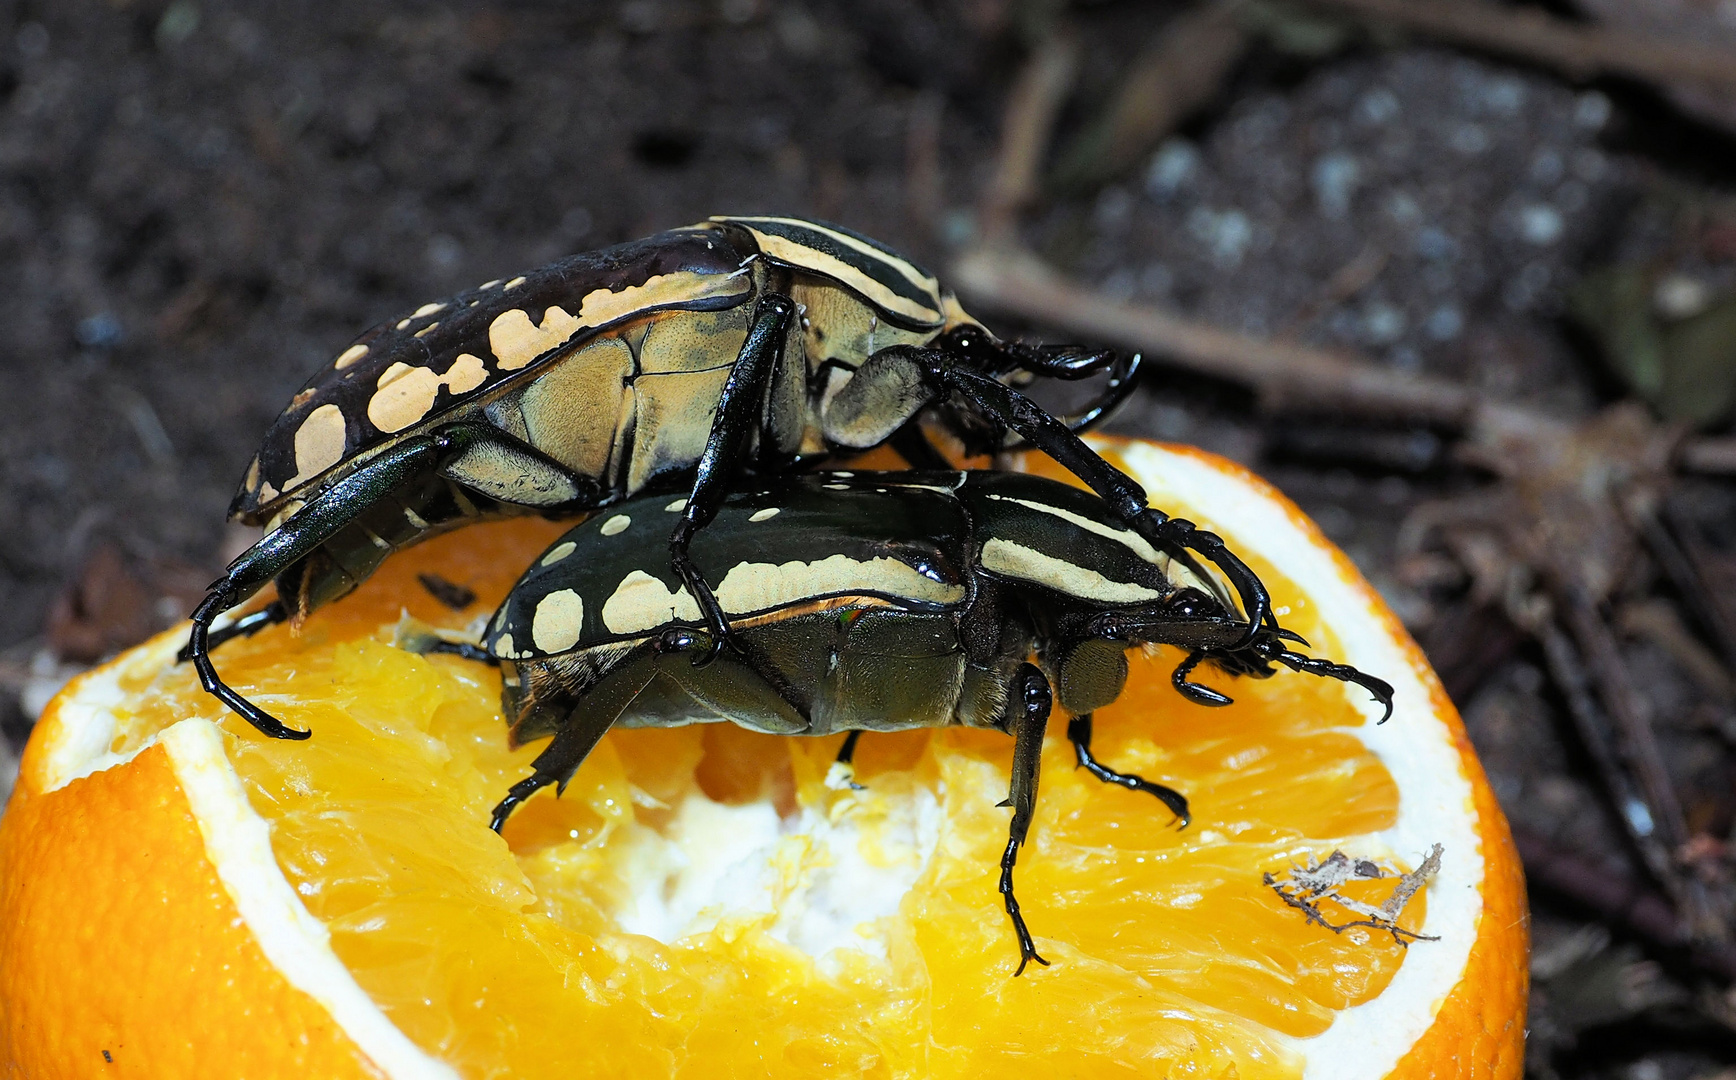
left=185, top=216, right=1282, bottom=742
left=437, top=470, right=1392, bottom=975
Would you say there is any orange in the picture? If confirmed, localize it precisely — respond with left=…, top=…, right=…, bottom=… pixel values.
left=0, top=437, right=1526, bottom=1079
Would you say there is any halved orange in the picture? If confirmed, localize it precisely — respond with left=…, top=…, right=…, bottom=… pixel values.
left=0, top=438, right=1526, bottom=1079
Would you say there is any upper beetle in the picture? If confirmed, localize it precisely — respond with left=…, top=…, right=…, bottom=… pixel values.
left=187, top=215, right=1271, bottom=738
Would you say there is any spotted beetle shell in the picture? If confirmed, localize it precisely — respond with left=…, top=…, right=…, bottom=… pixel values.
left=230, top=228, right=754, bottom=523
left=485, top=473, right=972, bottom=660
left=231, top=217, right=975, bottom=525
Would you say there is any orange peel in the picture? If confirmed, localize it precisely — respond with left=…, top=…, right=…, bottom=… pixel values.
left=0, top=437, right=1526, bottom=1078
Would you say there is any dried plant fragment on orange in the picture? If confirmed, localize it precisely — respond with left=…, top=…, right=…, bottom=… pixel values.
left=0, top=437, right=1525, bottom=1080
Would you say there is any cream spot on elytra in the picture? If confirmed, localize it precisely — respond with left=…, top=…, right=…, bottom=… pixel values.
left=573, top=270, right=750, bottom=329
left=488, top=306, right=583, bottom=371
left=540, top=541, right=577, bottom=566
left=712, top=554, right=962, bottom=618
left=480, top=279, right=502, bottom=290
left=504, top=276, right=527, bottom=290
left=600, top=514, right=632, bottom=536
left=286, top=404, right=346, bottom=489
left=367, top=354, right=492, bottom=432
left=413, top=322, right=439, bottom=338
left=493, top=632, right=515, bottom=658
left=603, top=570, right=701, bottom=634
left=368, top=366, right=440, bottom=432
left=532, top=589, right=586, bottom=654
left=749, top=507, right=780, bottom=522
left=396, top=318, right=413, bottom=330
left=334, top=343, right=369, bottom=369
left=445, top=353, right=487, bottom=393
left=665, top=498, right=688, bottom=512
left=413, top=302, right=447, bottom=318
left=599, top=555, right=963, bottom=636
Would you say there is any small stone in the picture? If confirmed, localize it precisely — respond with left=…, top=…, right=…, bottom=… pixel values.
left=1517, top=204, right=1563, bottom=246
left=1144, top=139, right=1200, bottom=201
left=1311, top=151, right=1361, bottom=219
left=1652, top=274, right=1710, bottom=320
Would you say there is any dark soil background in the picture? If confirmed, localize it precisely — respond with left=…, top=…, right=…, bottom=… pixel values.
left=4, top=1, right=1736, bottom=1076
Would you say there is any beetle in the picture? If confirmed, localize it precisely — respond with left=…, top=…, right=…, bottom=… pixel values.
left=187, top=215, right=1276, bottom=741
left=445, top=469, right=1393, bottom=976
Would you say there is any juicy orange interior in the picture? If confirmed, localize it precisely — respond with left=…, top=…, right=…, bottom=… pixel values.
left=104, top=474, right=1422, bottom=1079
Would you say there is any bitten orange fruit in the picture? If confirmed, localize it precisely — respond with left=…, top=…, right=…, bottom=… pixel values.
left=0, top=438, right=1526, bottom=1079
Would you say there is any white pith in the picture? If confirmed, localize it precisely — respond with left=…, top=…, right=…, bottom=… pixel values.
left=32, top=438, right=1486, bottom=1079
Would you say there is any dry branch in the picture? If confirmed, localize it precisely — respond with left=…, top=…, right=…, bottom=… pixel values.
left=1050, top=0, right=1251, bottom=191
left=981, top=33, right=1079, bottom=241
left=1307, top=0, right=1736, bottom=94
left=951, top=243, right=1736, bottom=473
left=1517, top=827, right=1736, bottom=981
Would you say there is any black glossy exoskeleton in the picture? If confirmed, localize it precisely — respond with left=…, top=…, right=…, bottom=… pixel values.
left=460, top=470, right=1393, bottom=975
left=185, top=216, right=1278, bottom=741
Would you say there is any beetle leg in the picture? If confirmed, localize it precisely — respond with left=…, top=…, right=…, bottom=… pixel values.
left=1053, top=350, right=1144, bottom=435
left=908, top=350, right=1273, bottom=648
left=1172, top=649, right=1235, bottom=708
left=998, top=662, right=1053, bottom=976
left=887, top=421, right=955, bottom=472
left=933, top=326, right=1143, bottom=437
left=1066, top=714, right=1190, bottom=827
left=1007, top=352, right=1145, bottom=442
left=1274, top=649, right=1396, bottom=723
left=826, top=729, right=868, bottom=791
left=423, top=641, right=499, bottom=664
left=668, top=294, right=800, bottom=666
left=176, top=600, right=288, bottom=662
left=491, top=661, right=660, bottom=832
left=188, top=424, right=590, bottom=739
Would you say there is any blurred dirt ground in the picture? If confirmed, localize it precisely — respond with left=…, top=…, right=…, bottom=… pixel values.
left=4, top=2, right=1736, bottom=1077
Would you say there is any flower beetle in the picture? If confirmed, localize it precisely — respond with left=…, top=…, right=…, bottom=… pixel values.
left=456, top=470, right=1392, bottom=976
left=186, top=215, right=1273, bottom=741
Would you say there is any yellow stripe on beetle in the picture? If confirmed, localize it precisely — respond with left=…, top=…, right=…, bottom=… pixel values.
left=597, top=556, right=965, bottom=638
left=979, top=538, right=1166, bottom=605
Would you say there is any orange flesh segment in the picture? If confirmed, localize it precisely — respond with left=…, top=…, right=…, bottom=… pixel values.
left=69, top=477, right=1443, bottom=1080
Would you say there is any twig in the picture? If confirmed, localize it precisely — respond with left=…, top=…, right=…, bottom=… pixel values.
left=1516, top=826, right=1736, bottom=981
left=1305, top=0, right=1736, bottom=94
left=981, top=32, right=1079, bottom=241
left=951, top=241, right=1736, bottom=476
left=1680, top=436, right=1736, bottom=476
left=1050, top=0, right=1251, bottom=191
left=1527, top=605, right=1684, bottom=905
left=905, top=90, right=946, bottom=236
left=1640, top=507, right=1736, bottom=680
left=1616, top=600, right=1736, bottom=705
left=1556, top=586, right=1689, bottom=858
left=953, top=241, right=1477, bottom=423
left=1276, top=242, right=1387, bottom=342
